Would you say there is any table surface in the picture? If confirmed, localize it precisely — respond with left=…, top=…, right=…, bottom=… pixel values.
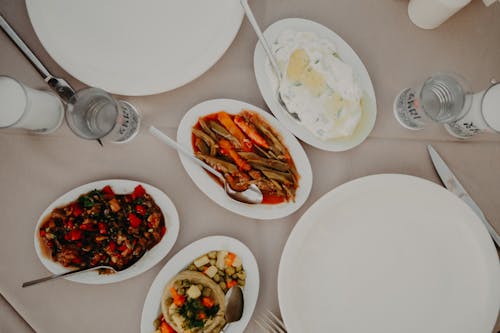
left=0, top=1, right=499, bottom=332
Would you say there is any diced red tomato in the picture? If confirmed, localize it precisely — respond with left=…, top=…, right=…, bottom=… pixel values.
left=160, top=225, right=166, bottom=237
left=132, top=185, right=146, bottom=199
left=128, top=213, right=142, bottom=228
left=135, top=205, right=146, bottom=215
left=71, top=257, right=82, bottom=264
left=64, top=229, right=82, bottom=241
left=198, top=312, right=207, bottom=320
left=39, top=229, right=46, bottom=237
left=79, top=223, right=96, bottom=231
left=102, top=185, right=114, bottom=195
left=118, top=244, right=128, bottom=252
left=202, top=297, right=214, bottom=308
left=66, top=220, right=74, bottom=230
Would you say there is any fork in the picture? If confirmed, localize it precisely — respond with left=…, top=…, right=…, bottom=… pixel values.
left=254, top=310, right=287, bottom=333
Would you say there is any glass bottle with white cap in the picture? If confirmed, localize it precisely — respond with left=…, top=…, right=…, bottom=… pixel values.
left=0, top=76, right=64, bottom=133
left=445, top=82, right=500, bottom=138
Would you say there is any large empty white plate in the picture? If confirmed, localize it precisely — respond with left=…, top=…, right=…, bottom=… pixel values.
left=278, top=174, right=500, bottom=333
left=26, top=0, right=243, bottom=95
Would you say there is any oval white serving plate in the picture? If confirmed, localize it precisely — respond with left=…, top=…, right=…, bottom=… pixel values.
left=26, top=0, right=243, bottom=96
left=140, top=235, right=259, bottom=333
left=254, top=18, right=377, bottom=152
left=34, top=179, right=180, bottom=284
left=278, top=174, right=500, bottom=333
left=176, top=98, right=313, bottom=220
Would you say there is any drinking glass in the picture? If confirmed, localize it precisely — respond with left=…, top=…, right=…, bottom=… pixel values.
left=65, top=87, right=140, bottom=143
left=0, top=75, right=64, bottom=133
left=393, top=72, right=472, bottom=130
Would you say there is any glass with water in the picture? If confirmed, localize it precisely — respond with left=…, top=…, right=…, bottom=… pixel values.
left=65, top=88, right=140, bottom=143
left=393, top=72, right=472, bottom=130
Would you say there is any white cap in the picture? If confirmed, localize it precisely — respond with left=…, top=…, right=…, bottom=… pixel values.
left=483, top=0, right=499, bottom=6
left=0, top=76, right=27, bottom=127
left=482, top=83, right=500, bottom=132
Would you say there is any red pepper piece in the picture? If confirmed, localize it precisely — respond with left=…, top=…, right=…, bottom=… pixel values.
left=202, top=297, right=214, bottom=308
left=39, top=229, right=46, bottom=237
left=79, top=223, right=96, bottom=231
left=65, top=229, right=82, bottom=241
left=102, top=185, right=114, bottom=195
left=118, top=244, right=128, bottom=252
left=160, top=225, right=167, bottom=237
left=135, top=205, right=146, bottom=215
left=98, top=222, right=107, bottom=234
left=128, top=213, right=142, bottom=228
left=132, top=185, right=146, bottom=199
left=108, top=241, right=116, bottom=252
left=71, top=203, right=83, bottom=217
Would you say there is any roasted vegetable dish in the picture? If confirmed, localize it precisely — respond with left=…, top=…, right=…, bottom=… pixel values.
left=39, top=185, right=166, bottom=271
left=154, top=251, right=246, bottom=333
left=192, top=110, right=299, bottom=204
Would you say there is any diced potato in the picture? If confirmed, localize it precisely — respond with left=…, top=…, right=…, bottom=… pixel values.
left=186, top=285, right=201, bottom=299
left=194, top=255, right=209, bottom=268
left=207, top=251, right=217, bottom=259
left=232, top=256, right=242, bottom=268
left=205, top=265, right=218, bottom=278
left=238, top=279, right=246, bottom=287
left=216, top=251, right=228, bottom=269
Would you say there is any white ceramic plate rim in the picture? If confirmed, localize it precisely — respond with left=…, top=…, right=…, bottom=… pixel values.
left=140, top=235, right=259, bottom=333
left=254, top=18, right=377, bottom=151
left=176, top=98, right=313, bottom=220
left=34, top=179, right=180, bottom=284
left=278, top=174, right=500, bottom=332
left=25, top=1, right=244, bottom=96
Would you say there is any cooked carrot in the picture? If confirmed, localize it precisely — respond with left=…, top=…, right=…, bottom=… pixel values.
left=160, top=321, right=175, bottom=333
left=170, top=287, right=185, bottom=307
left=217, top=111, right=252, bottom=151
left=219, top=139, right=251, bottom=171
left=234, top=115, right=269, bottom=149
left=225, top=252, right=236, bottom=267
left=227, top=279, right=238, bottom=289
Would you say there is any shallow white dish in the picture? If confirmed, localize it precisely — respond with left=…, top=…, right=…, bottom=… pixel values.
left=278, top=174, right=500, bottom=333
left=176, top=98, right=312, bottom=220
left=140, top=235, right=259, bottom=333
left=25, top=0, right=243, bottom=96
left=254, top=18, right=377, bottom=151
left=34, top=179, right=180, bottom=284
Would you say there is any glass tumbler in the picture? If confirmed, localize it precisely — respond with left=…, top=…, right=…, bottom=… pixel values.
left=0, top=75, right=64, bottom=133
left=65, top=87, right=140, bottom=143
left=393, top=72, right=472, bottom=130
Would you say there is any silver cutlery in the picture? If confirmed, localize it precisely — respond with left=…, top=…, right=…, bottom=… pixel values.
left=22, top=265, right=117, bottom=288
left=254, top=310, right=287, bottom=333
left=428, top=144, right=500, bottom=247
left=149, top=126, right=263, bottom=204
left=239, top=0, right=300, bottom=120
left=221, top=285, right=244, bottom=331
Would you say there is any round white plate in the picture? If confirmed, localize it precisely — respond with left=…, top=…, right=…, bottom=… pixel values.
left=278, top=174, right=500, bottom=333
left=254, top=18, right=377, bottom=151
left=177, top=98, right=313, bottom=220
left=34, top=179, right=180, bottom=284
left=25, top=0, right=243, bottom=96
left=140, top=235, right=259, bottom=333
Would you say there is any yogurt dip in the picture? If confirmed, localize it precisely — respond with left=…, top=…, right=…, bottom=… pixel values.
left=266, top=31, right=363, bottom=140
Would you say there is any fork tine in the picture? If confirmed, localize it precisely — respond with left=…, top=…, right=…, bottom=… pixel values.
left=266, top=310, right=286, bottom=330
left=254, top=312, right=287, bottom=333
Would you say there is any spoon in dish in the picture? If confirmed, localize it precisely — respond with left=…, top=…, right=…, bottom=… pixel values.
left=239, top=0, right=300, bottom=121
left=22, top=265, right=117, bottom=288
left=222, top=285, right=244, bottom=331
left=149, top=126, right=263, bottom=204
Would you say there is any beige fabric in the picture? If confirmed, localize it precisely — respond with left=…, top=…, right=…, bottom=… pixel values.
left=0, top=0, right=499, bottom=332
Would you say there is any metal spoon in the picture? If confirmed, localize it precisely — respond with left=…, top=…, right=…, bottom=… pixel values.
left=149, top=126, right=263, bottom=204
left=22, top=265, right=117, bottom=288
left=222, top=286, right=244, bottom=331
left=239, top=0, right=300, bottom=121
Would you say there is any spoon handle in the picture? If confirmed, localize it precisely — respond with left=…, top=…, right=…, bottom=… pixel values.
left=239, top=0, right=281, bottom=77
left=0, top=14, right=75, bottom=102
left=149, top=126, right=224, bottom=182
left=22, top=266, right=102, bottom=288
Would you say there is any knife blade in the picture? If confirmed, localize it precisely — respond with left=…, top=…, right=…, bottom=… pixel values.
left=427, top=144, right=500, bottom=247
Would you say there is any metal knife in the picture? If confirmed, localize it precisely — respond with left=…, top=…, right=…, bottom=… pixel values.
left=427, top=144, right=500, bottom=247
